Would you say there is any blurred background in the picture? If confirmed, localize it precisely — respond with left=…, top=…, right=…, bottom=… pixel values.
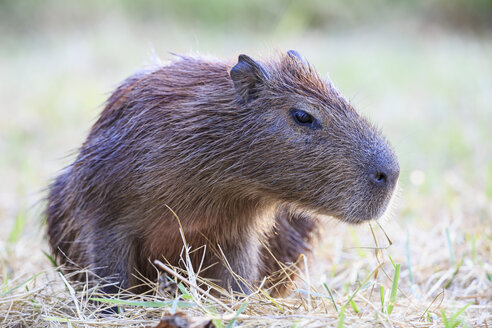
left=0, top=0, right=491, bottom=282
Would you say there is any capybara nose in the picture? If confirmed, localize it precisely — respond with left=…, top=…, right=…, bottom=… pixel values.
left=369, top=154, right=400, bottom=188
left=369, top=170, right=389, bottom=186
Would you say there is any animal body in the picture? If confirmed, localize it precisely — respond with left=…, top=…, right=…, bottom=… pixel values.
left=47, top=50, right=399, bottom=295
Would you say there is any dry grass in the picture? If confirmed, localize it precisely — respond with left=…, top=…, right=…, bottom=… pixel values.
left=1, top=184, right=490, bottom=327
left=1, top=3, right=492, bottom=327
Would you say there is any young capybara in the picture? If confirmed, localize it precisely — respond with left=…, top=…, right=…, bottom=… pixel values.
left=47, top=50, right=399, bottom=295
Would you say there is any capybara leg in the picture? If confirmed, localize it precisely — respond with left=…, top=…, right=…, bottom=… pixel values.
left=201, top=237, right=262, bottom=295
left=87, top=229, right=141, bottom=294
left=260, top=208, right=319, bottom=296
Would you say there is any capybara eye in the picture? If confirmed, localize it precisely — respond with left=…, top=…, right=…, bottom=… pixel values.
left=290, top=108, right=318, bottom=128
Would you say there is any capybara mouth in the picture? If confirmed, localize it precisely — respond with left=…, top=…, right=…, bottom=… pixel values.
left=341, top=181, right=399, bottom=224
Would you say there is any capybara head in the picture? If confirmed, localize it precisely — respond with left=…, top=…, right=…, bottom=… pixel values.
left=226, top=51, right=399, bottom=223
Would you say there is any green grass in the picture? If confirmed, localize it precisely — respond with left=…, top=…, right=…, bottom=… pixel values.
left=89, top=297, right=196, bottom=309
left=7, top=208, right=27, bottom=244
left=386, top=263, right=400, bottom=315
left=0, top=273, right=41, bottom=298
left=323, top=282, right=339, bottom=313
left=226, top=302, right=248, bottom=328
left=440, top=304, right=471, bottom=328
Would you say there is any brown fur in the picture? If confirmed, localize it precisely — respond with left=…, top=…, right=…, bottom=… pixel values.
left=46, top=51, right=399, bottom=295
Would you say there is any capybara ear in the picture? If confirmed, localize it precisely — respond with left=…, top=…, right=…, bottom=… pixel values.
left=287, top=50, right=307, bottom=66
left=230, top=54, right=269, bottom=103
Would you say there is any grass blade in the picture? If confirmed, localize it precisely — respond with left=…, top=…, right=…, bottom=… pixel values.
left=348, top=227, right=366, bottom=258
left=444, top=258, right=464, bottom=289
left=226, top=302, right=248, bottom=328
left=89, top=297, right=196, bottom=308
left=8, top=208, right=27, bottom=244
left=323, top=282, right=338, bottom=313
left=177, top=282, right=193, bottom=300
left=386, top=263, right=401, bottom=315
left=380, top=285, right=385, bottom=312
left=337, top=305, right=346, bottom=328
left=42, top=251, right=58, bottom=267
left=259, top=289, right=284, bottom=311
left=449, top=303, right=470, bottom=323
left=44, top=316, right=70, bottom=323
left=344, top=263, right=383, bottom=309
left=349, top=299, right=359, bottom=313
left=440, top=309, right=449, bottom=327
left=1, top=273, right=40, bottom=297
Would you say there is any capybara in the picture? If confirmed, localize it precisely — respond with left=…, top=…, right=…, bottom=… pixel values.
left=47, top=50, right=399, bottom=295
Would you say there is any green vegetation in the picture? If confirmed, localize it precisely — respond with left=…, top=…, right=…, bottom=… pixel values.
left=440, top=304, right=471, bottom=328
left=386, top=263, right=400, bottom=315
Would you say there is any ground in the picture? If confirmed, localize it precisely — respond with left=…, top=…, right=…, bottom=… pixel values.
left=0, top=2, right=491, bottom=327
